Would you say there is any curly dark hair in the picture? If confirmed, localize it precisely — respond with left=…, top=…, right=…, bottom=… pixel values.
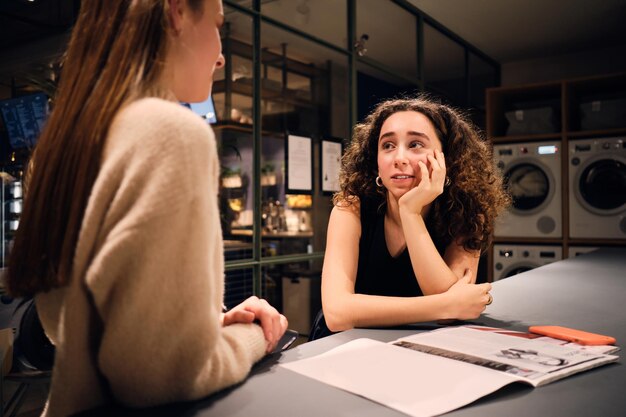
left=335, top=95, right=511, bottom=253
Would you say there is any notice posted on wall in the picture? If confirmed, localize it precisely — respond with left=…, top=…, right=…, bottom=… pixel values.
left=286, top=134, right=312, bottom=192
left=321, top=139, right=342, bottom=193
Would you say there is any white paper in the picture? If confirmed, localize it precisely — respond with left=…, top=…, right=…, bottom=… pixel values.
left=282, top=338, right=517, bottom=417
left=321, top=140, right=342, bottom=192
left=287, top=134, right=312, bottom=191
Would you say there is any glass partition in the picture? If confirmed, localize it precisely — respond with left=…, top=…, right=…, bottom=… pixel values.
left=257, top=22, right=350, bottom=257
left=224, top=266, right=254, bottom=309
left=468, top=51, right=498, bottom=129
left=263, top=261, right=322, bottom=336
left=356, top=0, right=418, bottom=80
left=261, top=0, right=348, bottom=48
left=211, top=2, right=497, bottom=302
left=213, top=6, right=254, bottom=124
left=357, top=61, right=420, bottom=122
left=213, top=6, right=255, bottom=255
left=423, top=23, right=466, bottom=106
left=469, top=52, right=497, bottom=109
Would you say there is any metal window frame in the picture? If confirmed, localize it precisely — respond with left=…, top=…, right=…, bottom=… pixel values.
left=223, top=0, right=500, bottom=297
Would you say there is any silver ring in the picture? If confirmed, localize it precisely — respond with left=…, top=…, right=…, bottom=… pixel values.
left=486, top=293, right=493, bottom=306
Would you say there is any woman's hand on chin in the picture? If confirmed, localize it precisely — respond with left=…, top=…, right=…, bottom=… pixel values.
left=399, top=150, right=446, bottom=215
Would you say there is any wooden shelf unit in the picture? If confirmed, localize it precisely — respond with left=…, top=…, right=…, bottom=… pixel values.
left=213, top=36, right=329, bottom=130
left=486, top=72, right=626, bottom=282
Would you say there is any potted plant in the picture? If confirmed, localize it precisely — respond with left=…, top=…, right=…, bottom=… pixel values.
left=221, top=166, right=243, bottom=188
left=261, top=162, right=276, bottom=186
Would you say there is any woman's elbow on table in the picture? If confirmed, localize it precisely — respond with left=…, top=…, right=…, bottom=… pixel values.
left=322, top=304, right=354, bottom=332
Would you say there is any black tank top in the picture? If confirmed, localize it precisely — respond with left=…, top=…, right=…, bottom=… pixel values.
left=355, top=200, right=443, bottom=297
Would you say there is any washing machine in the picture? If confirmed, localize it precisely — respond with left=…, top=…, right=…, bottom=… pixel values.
left=568, top=137, right=626, bottom=239
left=492, top=244, right=562, bottom=281
left=494, top=141, right=562, bottom=237
left=567, top=246, right=599, bottom=259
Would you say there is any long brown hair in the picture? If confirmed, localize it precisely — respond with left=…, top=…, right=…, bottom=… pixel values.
left=6, top=0, right=205, bottom=297
left=335, top=96, right=511, bottom=253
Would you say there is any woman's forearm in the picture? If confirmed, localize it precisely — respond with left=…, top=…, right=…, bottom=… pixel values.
left=323, top=291, right=452, bottom=332
left=399, top=210, right=459, bottom=295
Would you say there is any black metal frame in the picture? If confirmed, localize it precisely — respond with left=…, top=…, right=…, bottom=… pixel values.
left=223, top=0, right=501, bottom=296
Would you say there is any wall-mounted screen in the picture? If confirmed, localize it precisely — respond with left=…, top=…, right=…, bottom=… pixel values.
left=0, top=92, right=49, bottom=149
left=182, top=95, right=217, bottom=124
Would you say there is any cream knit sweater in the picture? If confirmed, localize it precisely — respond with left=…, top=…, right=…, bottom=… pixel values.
left=35, top=98, right=267, bottom=417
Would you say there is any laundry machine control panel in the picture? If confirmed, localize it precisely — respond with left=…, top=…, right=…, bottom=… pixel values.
left=493, top=244, right=563, bottom=281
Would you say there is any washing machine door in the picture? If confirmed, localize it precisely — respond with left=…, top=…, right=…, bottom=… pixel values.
left=576, top=157, right=626, bottom=215
left=505, top=161, right=553, bottom=215
left=501, top=262, right=538, bottom=279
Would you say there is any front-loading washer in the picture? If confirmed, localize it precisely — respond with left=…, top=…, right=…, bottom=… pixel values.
left=492, top=244, right=562, bottom=281
left=494, top=141, right=562, bottom=237
left=568, top=137, right=626, bottom=238
left=567, top=246, right=599, bottom=258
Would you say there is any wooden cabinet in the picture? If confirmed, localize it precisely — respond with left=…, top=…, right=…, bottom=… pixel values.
left=486, top=72, right=626, bottom=281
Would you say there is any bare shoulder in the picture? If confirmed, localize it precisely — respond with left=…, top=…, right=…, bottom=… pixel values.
left=333, top=195, right=361, bottom=218
left=328, top=196, right=362, bottom=240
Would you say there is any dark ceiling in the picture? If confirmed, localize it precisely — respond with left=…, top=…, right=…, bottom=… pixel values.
left=0, top=0, right=79, bottom=51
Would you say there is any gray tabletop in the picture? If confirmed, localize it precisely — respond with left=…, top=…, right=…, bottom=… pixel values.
left=81, top=247, right=626, bottom=417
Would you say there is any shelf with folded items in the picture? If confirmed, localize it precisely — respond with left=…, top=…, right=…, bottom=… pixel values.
left=487, top=81, right=563, bottom=143
left=565, top=72, right=626, bottom=135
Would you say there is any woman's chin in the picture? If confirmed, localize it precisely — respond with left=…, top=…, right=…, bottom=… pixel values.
left=388, top=189, right=409, bottom=201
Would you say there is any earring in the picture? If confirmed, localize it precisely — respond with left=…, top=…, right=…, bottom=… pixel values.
left=444, top=177, right=451, bottom=187
left=375, top=176, right=384, bottom=188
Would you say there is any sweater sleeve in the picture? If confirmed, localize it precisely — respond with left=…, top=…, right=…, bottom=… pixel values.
left=81, top=99, right=266, bottom=407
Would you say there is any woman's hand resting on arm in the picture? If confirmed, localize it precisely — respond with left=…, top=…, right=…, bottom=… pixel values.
left=222, top=296, right=288, bottom=354
left=442, top=269, right=492, bottom=319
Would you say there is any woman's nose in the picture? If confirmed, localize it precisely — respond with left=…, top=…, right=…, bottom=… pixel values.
left=394, top=159, right=407, bottom=167
left=394, top=150, right=408, bottom=166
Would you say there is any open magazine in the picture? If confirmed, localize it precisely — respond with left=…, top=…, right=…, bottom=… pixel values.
left=392, top=326, right=618, bottom=387
left=281, top=326, right=619, bottom=417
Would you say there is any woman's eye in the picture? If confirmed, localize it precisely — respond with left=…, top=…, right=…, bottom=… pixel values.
left=381, top=142, right=394, bottom=150
left=409, top=141, right=424, bottom=149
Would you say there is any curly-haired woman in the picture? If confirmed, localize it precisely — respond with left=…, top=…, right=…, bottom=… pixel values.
left=320, top=96, right=510, bottom=335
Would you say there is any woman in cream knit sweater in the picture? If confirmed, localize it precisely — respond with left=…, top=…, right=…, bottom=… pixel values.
left=5, top=0, right=287, bottom=416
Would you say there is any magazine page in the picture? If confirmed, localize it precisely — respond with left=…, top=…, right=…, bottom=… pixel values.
left=392, top=326, right=619, bottom=387
left=281, top=338, right=521, bottom=417
left=459, top=326, right=620, bottom=355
